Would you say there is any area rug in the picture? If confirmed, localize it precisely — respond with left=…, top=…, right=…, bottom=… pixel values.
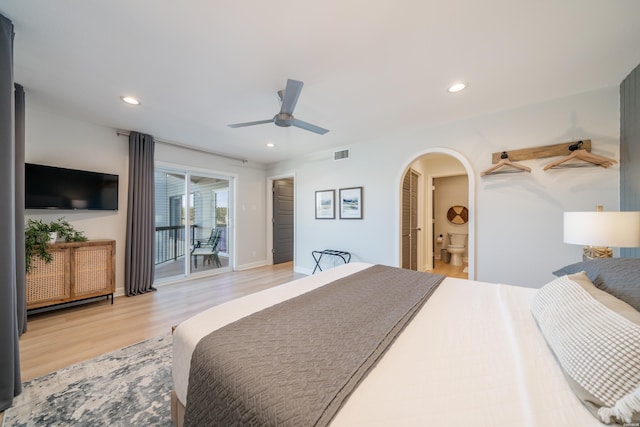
left=3, top=334, right=173, bottom=427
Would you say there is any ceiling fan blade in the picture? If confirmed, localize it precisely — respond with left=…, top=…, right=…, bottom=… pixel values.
left=228, top=119, right=273, bottom=128
left=290, top=118, right=329, bottom=135
left=279, top=79, right=303, bottom=115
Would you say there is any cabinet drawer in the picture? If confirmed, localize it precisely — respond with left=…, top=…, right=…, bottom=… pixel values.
left=26, top=248, right=71, bottom=309
left=73, top=244, right=113, bottom=296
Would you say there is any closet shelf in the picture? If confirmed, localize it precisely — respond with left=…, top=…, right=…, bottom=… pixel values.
left=490, top=140, right=592, bottom=164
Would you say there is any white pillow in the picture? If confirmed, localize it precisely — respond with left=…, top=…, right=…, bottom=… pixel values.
left=531, top=272, right=640, bottom=424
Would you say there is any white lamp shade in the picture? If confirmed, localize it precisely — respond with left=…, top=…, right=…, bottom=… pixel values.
left=564, top=211, right=640, bottom=247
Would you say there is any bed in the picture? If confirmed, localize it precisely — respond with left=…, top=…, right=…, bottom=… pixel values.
left=171, top=260, right=640, bottom=426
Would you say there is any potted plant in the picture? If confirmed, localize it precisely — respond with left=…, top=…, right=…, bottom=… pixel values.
left=48, top=217, right=88, bottom=243
left=25, top=218, right=87, bottom=273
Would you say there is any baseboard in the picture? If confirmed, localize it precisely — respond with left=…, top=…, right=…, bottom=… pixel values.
left=294, top=265, right=313, bottom=276
left=421, top=264, right=432, bottom=272
left=236, top=260, right=268, bottom=271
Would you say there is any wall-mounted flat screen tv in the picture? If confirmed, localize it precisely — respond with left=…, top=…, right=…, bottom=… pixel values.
left=25, top=163, right=118, bottom=210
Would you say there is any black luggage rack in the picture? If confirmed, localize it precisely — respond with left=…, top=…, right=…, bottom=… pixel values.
left=311, top=249, right=351, bottom=274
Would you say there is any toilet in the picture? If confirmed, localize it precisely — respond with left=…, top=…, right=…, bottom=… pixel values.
left=446, top=233, right=467, bottom=266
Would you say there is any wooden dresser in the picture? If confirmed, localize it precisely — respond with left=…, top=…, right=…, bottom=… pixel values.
left=26, top=239, right=115, bottom=311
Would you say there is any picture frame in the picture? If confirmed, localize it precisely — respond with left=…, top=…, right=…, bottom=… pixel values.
left=339, top=187, right=363, bottom=219
left=315, top=190, right=335, bottom=219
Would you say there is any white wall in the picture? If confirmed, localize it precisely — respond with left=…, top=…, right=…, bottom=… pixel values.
left=24, top=94, right=269, bottom=296
left=268, top=87, right=620, bottom=287
left=25, top=98, right=129, bottom=295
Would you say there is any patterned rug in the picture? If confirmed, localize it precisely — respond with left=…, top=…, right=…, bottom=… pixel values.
left=3, top=334, right=173, bottom=427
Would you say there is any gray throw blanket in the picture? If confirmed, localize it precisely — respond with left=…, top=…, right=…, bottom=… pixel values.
left=184, top=265, right=444, bottom=427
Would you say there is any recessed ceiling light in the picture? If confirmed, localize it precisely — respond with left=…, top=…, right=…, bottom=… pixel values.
left=447, top=82, right=468, bottom=93
left=121, top=96, right=140, bottom=105
left=266, top=142, right=276, bottom=148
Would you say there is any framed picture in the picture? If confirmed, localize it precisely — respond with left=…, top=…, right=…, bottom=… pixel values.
left=339, top=187, right=363, bottom=219
left=315, top=190, right=335, bottom=219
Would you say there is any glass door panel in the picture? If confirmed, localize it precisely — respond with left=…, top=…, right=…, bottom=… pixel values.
left=213, top=189, right=229, bottom=257
left=154, top=169, right=188, bottom=281
left=189, top=175, right=231, bottom=275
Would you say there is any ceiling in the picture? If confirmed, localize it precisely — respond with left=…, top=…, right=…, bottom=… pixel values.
left=1, top=1, right=639, bottom=165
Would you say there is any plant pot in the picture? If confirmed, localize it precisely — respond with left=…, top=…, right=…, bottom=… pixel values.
left=49, top=232, right=58, bottom=244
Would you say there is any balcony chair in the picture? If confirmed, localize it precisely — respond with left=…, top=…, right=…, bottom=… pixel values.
left=191, top=228, right=222, bottom=268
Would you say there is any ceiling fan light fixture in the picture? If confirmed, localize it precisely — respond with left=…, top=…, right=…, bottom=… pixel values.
left=447, top=82, right=468, bottom=93
left=228, top=79, right=329, bottom=135
left=274, top=113, right=292, bottom=128
left=121, top=96, right=140, bottom=105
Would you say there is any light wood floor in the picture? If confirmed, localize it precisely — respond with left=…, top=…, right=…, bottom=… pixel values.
left=18, top=262, right=304, bottom=383
left=432, top=259, right=468, bottom=279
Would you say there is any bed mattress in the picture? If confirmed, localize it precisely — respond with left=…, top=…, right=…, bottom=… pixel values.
left=172, top=263, right=603, bottom=426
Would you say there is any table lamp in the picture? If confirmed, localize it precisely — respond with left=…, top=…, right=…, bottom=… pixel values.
left=563, top=206, right=640, bottom=260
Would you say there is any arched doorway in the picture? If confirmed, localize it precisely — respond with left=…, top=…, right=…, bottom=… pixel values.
left=398, top=148, right=475, bottom=279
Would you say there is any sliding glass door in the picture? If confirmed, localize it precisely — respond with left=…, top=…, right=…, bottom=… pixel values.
left=154, top=170, right=187, bottom=280
left=188, top=174, right=231, bottom=275
left=154, top=167, right=233, bottom=282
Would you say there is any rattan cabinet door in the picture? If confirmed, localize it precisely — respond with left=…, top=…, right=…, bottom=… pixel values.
left=26, top=248, right=71, bottom=309
left=72, top=244, right=114, bottom=298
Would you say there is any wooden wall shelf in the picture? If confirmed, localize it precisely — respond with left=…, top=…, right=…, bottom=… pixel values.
left=491, top=139, right=591, bottom=164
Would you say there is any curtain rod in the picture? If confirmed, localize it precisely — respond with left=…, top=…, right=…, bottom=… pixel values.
left=116, top=131, right=248, bottom=163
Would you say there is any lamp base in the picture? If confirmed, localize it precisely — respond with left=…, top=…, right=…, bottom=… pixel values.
left=582, top=246, right=612, bottom=260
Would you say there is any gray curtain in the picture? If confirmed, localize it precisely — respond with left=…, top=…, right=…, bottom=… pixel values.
left=125, top=131, right=156, bottom=295
left=15, top=83, right=26, bottom=335
left=0, top=13, right=22, bottom=411
left=620, top=63, right=640, bottom=258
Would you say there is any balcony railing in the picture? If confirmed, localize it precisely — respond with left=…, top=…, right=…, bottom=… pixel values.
left=155, top=224, right=229, bottom=266
left=155, top=225, right=196, bottom=265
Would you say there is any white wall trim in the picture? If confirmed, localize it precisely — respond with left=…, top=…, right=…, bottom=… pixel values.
left=294, top=265, right=313, bottom=276
left=396, top=147, right=476, bottom=279
left=236, top=260, right=269, bottom=271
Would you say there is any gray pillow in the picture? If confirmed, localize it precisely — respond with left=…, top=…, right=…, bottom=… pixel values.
left=553, top=258, right=640, bottom=311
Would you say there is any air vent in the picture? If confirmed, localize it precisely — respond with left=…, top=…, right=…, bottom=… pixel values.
left=333, top=148, right=350, bottom=161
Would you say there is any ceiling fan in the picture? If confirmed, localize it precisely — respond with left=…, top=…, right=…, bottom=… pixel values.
left=228, top=79, right=329, bottom=135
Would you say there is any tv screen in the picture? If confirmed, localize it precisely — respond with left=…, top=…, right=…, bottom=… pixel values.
left=25, top=163, right=118, bottom=210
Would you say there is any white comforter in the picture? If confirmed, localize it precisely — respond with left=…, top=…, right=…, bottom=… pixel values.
left=172, top=263, right=603, bottom=426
